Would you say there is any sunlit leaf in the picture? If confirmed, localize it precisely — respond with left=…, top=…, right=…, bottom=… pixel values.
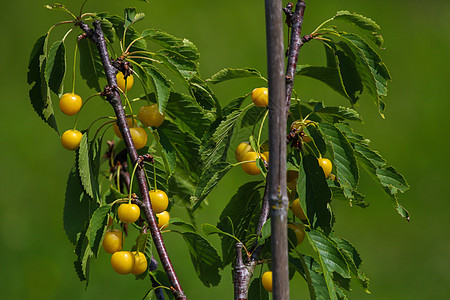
left=206, top=68, right=266, bottom=84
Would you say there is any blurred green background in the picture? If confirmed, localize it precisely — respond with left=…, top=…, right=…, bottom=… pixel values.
left=1, top=0, right=449, bottom=299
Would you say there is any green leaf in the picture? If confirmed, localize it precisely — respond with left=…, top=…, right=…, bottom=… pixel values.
left=28, top=34, right=58, bottom=134
left=257, top=219, right=271, bottom=246
left=301, top=155, right=333, bottom=233
left=144, top=156, right=169, bottom=192
left=307, top=231, right=351, bottom=298
left=77, top=133, right=99, bottom=201
left=64, top=166, right=97, bottom=245
left=310, top=101, right=362, bottom=122
left=153, top=129, right=176, bottom=177
left=158, top=122, right=201, bottom=178
left=169, top=217, right=196, bottom=232
left=180, top=231, right=222, bottom=287
left=87, top=204, right=112, bottom=257
left=99, top=18, right=116, bottom=43
left=161, top=92, right=213, bottom=138
left=45, top=40, right=66, bottom=95
left=240, top=106, right=266, bottom=128
left=297, top=42, right=363, bottom=104
left=157, top=49, right=198, bottom=82
left=206, top=68, right=266, bottom=84
left=192, top=162, right=232, bottom=211
left=222, top=95, right=248, bottom=116
left=124, top=8, right=136, bottom=29
left=202, top=223, right=238, bottom=240
left=141, top=28, right=199, bottom=60
left=218, top=181, right=263, bottom=266
left=248, top=277, right=270, bottom=300
left=106, top=15, right=147, bottom=53
left=332, top=11, right=384, bottom=47
left=144, top=65, right=172, bottom=113
left=319, top=123, right=359, bottom=198
left=200, top=110, right=241, bottom=170
left=334, top=238, right=370, bottom=292
left=337, top=124, right=410, bottom=220
left=74, top=230, right=93, bottom=284
left=189, top=76, right=219, bottom=111
left=79, top=38, right=105, bottom=91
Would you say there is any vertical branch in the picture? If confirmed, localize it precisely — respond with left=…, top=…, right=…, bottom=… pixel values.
left=285, top=1, right=306, bottom=112
left=264, top=1, right=289, bottom=300
left=79, top=20, right=186, bottom=300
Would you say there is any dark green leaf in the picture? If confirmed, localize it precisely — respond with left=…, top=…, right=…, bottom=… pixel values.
left=124, top=8, right=136, bottom=29
left=240, top=106, right=266, bottom=128
left=202, top=223, right=239, bottom=242
left=310, top=101, right=362, bottom=122
left=154, top=129, right=176, bottom=177
left=222, top=95, right=248, bottom=116
left=248, top=277, right=269, bottom=300
left=64, top=166, right=97, bottom=245
left=301, top=155, right=333, bottom=233
left=28, top=34, right=59, bottom=134
left=169, top=217, right=196, bottom=232
left=99, top=18, right=116, bottom=42
left=87, top=204, right=112, bottom=257
left=74, top=230, right=93, bottom=284
left=180, top=231, right=222, bottom=287
left=192, top=162, right=232, bottom=210
left=332, top=11, right=384, bottom=47
left=45, top=40, right=66, bottom=95
left=158, top=122, right=201, bottom=178
left=218, top=181, right=262, bottom=266
left=79, top=38, right=105, bottom=91
left=189, top=76, right=219, bottom=111
left=206, top=68, right=266, bottom=84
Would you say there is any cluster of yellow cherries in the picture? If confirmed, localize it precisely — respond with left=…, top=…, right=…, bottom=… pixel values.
left=103, top=189, right=171, bottom=275
left=59, top=73, right=165, bottom=151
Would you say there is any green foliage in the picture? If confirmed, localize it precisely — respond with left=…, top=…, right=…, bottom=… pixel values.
left=29, top=5, right=409, bottom=299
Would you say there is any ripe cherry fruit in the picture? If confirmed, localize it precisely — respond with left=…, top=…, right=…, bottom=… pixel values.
left=235, top=142, right=252, bottom=162
left=116, top=73, right=134, bottom=92
left=129, top=127, right=148, bottom=150
left=131, top=251, right=148, bottom=275
left=118, top=203, right=140, bottom=223
left=291, top=198, right=307, bottom=221
left=262, top=271, right=273, bottom=293
left=318, top=158, right=333, bottom=178
left=59, top=93, right=82, bottom=116
left=102, top=229, right=123, bottom=254
left=156, top=211, right=170, bottom=229
left=288, top=223, right=306, bottom=245
left=148, top=190, right=169, bottom=214
left=251, top=87, right=269, bottom=107
left=111, top=251, right=135, bottom=274
left=138, top=104, right=165, bottom=127
left=113, top=117, right=137, bottom=139
left=241, top=152, right=267, bottom=175
left=61, top=129, right=82, bottom=150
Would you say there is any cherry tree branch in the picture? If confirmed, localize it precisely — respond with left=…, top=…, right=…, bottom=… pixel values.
left=79, top=20, right=186, bottom=300
left=285, top=0, right=306, bottom=113
left=232, top=1, right=307, bottom=299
